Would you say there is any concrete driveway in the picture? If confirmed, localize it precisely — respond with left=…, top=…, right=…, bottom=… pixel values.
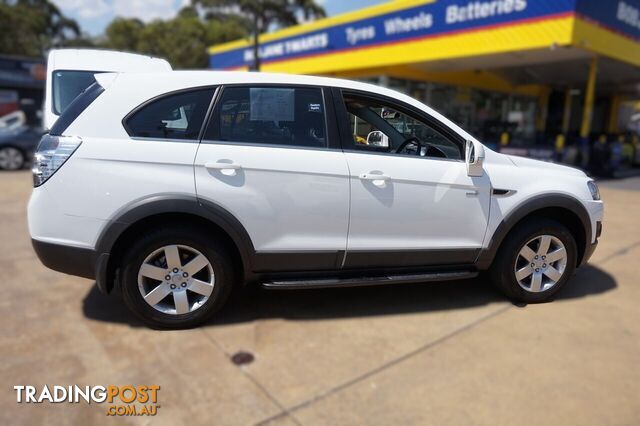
left=1, top=170, right=639, bottom=425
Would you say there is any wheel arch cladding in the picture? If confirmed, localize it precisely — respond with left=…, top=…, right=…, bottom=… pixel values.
left=477, top=194, right=591, bottom=270
left=95, top=195, right=254, bottom=293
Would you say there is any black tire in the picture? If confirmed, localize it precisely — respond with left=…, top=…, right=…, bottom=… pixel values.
left=120, top=227, right=235, bottom=329
left=0, top=146, right=25, bottom=170
left=489, top=217, right=577, bottom=303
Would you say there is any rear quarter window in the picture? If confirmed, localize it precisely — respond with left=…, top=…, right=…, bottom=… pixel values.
left=124, top=88, right=215, bottom=141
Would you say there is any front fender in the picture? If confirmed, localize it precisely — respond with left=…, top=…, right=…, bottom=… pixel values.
left=475, top=194, right=592, bottom=270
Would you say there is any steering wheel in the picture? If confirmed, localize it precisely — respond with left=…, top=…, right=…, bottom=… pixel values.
left=395, top=137, right=449, bottom=158
left=395, top=136, right=423, bottom=154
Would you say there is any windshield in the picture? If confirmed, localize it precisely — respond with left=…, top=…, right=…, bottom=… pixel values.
left=52, top=70, right=102, bottom=115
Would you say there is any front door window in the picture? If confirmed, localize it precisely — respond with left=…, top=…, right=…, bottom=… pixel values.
left=344, top=95, right=463, bottom=160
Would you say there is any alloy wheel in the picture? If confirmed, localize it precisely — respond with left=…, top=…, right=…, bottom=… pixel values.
left=137, top=244, right=215, bottom=315
left=0, top=147, right=24, bottom=170
left=514, top=235, right=568, bottom=293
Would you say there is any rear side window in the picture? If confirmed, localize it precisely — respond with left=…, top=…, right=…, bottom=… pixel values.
left=49, top=82, right=104, bottom=136
left=52, top=70, right=102, bottom=115
left=125, top=88, right=215, bottom=140
left=204, top=86, right=327, bottom=148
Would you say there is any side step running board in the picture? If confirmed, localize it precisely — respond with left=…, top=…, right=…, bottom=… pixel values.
left=261, top=271, right=478, bottom=290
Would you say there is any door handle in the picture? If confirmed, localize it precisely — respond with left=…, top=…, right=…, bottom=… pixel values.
left=359, top=172, right=390, bottom=187
left=205, top=161, right=242, bottom=176
left=466, top=190, right=479, bottom=197
left=205, top=162, right=242, bottom=170
left=359, top=173, right=390, bottom=181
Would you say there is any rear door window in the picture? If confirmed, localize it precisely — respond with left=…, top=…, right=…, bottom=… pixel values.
left=124, top=88, right=215, bottom=141
left=204, top=86, right=328, bottom=148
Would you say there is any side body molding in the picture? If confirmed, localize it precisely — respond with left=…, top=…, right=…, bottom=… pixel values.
left=475, top=193, right=592, bottom=270
left=94, top=194, right=256, bottom=292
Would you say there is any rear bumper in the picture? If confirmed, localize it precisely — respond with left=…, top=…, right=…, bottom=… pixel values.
left=31, top=238, right=111, bottom=293
left=32, top=238, right=112, bottom=293
left=32, top=239, right=95, bottom=279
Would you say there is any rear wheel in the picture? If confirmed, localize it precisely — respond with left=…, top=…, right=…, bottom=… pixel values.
left=0, top=147, right=25, bottom=170
left=490, top=218, right=577, bottom=303
left=120, top=227, right=235, bottom=329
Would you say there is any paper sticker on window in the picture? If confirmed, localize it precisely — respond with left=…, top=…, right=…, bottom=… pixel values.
left=308, top=103, right=322, bottom=113
left=250, top=88, right=294, bottom=122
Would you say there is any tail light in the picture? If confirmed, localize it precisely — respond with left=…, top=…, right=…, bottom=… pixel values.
left=32, top=134, right=82, bottom=187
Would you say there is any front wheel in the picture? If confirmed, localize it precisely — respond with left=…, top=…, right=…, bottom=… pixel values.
left=490, top=218, right=577, bottom=303
left=120, top=227, right=235, bottom=329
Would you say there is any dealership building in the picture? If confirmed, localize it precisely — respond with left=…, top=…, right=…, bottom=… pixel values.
left=0, top=55, right=45, bottom=126
left=209, top=0, right=640, bottom=159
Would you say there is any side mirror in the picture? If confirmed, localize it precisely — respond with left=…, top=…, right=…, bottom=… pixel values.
left=465, top=139, right=485, bottom=177
left=366, top=131, right=389, bottom=148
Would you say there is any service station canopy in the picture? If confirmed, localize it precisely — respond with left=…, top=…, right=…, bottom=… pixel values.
left=208, top=0, right=640, bottom=95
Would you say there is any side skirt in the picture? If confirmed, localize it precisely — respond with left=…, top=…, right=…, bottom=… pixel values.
left=261, top=270, right=478, bottom=290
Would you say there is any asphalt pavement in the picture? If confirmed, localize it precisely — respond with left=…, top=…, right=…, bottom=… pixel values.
left=1, top=170, right=639, bottom=425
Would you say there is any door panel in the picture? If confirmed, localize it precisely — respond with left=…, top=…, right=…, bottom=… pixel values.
left=195, top=143, right=350, bottom=254
left=337, top=90, right=491, bottom=268
left=345, top=153, right=491, bottom=264
left=195, top=85, right=350, bottom=270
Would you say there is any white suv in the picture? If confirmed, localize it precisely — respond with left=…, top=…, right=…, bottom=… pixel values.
left=28, top=56, right=603, bottom=328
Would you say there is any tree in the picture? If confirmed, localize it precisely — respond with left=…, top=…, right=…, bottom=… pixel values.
left=0, top=0, right=81, bottom=57
left=103, top=7, right=247, bottom=69
left=137, top=16, right=209, bottom=69
left=57, top=36, right=96, bottom=49
left=105, top=18, right=144, bottom=52
left=194, top=0, right=326, bottom=71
